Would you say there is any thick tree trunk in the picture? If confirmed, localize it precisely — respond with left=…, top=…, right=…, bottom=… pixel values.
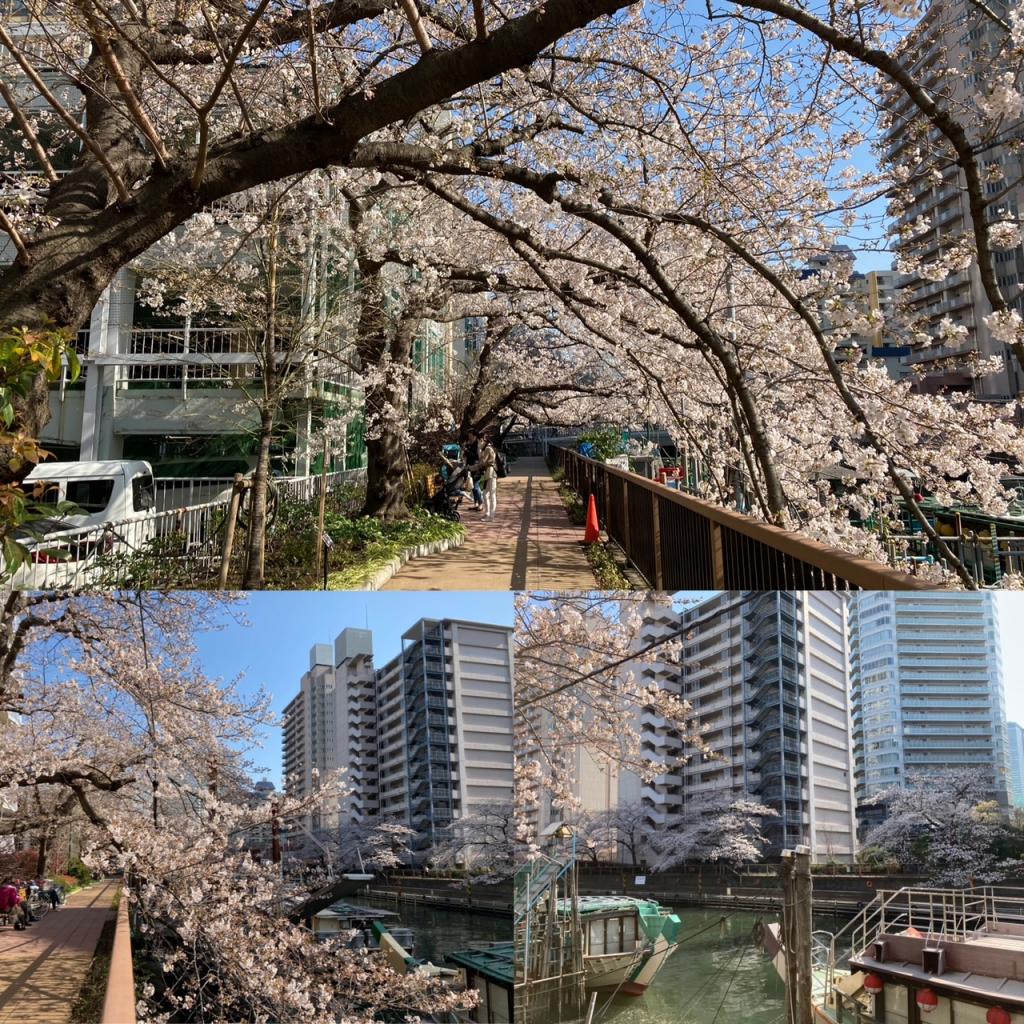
left=358, top=310, right=417, bottom=519
left=242, top=410, right=275, bottom=589
left=363, top=426, right=409, bottom=519
left=35, top=833, right=48, bottom=877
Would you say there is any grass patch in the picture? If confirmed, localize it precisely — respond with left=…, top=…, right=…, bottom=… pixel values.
left=324, top=509, right=465, bottom=589
left=69, top=915, right=117, bottom=1024
left=554, top=475, right=632, bottom=589
left=585, top=541, right=632, bottom=589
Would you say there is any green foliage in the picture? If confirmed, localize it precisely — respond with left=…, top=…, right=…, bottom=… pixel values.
left=325, top=508, right=465, bottom=589
left=558, top=482, right=586, bottom=526
left=67, top=857, right=93, bottom=885
left=585, top=541, right=631, bottom=589
left=0, top=325, right=83, bottom=582
left=578, top=428, right=624, bottom=461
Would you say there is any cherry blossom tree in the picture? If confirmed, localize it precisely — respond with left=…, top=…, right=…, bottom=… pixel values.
left=514, top=592, right=713, bottom=853
left=136, top=174, right=356, bottom=587
left=429, top=799, right=515, bottom=880
left=644, top=794, right=778, bottom=872
left=0, top=590, right=474, bottom=1022
left=864, top=769, right=1010, bottom=886
left=0, top=0, right=642, bottom=467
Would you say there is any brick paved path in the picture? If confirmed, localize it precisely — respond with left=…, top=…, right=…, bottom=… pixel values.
left=382, top=457, right=598, bottom=590
left=0, top=880, right=119, bottom=1024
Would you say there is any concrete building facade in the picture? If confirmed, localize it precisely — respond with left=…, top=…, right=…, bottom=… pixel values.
left=1008, top=721, right=1024, bottom=810
left=848, top=592, right=1009, bottom=810
left=884, top=0, right=1024, bottom=397
left=282, top=618, right=514, bottom=860
left=533, top=592, right=859, bottom=865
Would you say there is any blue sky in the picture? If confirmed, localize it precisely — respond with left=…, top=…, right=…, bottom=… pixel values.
left=194, top=592, right=514, bottom=786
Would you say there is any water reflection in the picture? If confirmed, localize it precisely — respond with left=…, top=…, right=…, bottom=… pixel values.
left=360, top=894, right=510, bottom=963
left=593, top=909, right=786, bottom=1024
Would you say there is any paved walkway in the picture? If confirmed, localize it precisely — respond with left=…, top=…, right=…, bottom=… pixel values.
left=0, top=880, right=118, bottom=1024
left=383, top=457, right=598, bottom=590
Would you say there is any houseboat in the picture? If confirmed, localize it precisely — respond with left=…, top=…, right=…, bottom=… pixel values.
left=572, top=895, right=681, bottom=996
left=311, top=901, right=415, bottom=952
left=767, top=885, right=1024, bottom=1023
left=446, top=943, right=514, bottom=1023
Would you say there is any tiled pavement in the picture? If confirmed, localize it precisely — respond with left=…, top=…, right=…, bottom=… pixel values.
left=381, top=457, right=598, bottom=591
left=0, top=880, right=119, bottom=1024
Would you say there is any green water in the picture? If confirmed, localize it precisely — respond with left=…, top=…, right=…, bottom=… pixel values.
left=593, top=908, right=787, bottom=1024
left=360, top=895, right=509, bottom=963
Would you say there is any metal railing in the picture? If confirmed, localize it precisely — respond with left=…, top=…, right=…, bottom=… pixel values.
left=552, top=446, right=933, bottom=590
left=12, top=469, right=363, bottom=589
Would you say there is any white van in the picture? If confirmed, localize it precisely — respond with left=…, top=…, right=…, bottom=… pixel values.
left=13, top=461, right=158, bottom=589
left=23, top=460, right=157, bottom=527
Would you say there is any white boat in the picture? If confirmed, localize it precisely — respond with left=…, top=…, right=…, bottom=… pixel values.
left=763, top=885, right=1024, bottom=1023
left=571, top=895, right=681, bottom=996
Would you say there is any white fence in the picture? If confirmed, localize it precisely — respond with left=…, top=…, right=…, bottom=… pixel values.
left=13, top=469, right=364, bottom=590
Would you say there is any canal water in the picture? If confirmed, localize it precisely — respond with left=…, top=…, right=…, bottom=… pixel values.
left=594, top=908, right=793, bottom=1024
left=360, top=894, right=510, bottom=963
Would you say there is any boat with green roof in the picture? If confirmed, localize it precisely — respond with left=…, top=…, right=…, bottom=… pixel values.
left=569, top=895, right=682, bottom=996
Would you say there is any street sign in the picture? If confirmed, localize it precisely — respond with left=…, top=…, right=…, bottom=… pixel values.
left=321, top=532, right=335, bottom=550
left=634, top=875, right=646, bottom=886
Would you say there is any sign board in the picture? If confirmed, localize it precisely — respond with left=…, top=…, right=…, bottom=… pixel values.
left=634, top=875, right=646, bottom=887
left=605, top=455, right=630, bottom=470
left=321, top=532, right=335, bottom=550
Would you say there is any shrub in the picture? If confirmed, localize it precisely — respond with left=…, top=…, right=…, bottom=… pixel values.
left=578, top=428, right=624, bottom=461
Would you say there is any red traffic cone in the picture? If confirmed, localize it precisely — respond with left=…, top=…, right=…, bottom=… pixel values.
left=583, top=494, right=600, bottom=543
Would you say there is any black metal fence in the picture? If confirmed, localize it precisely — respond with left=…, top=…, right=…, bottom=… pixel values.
left=552, top=446, right=933, bottom=591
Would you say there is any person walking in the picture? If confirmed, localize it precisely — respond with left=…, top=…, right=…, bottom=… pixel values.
left=463, top=430, right=484, bottom=512
left=478, top=435, right=499, bottom=521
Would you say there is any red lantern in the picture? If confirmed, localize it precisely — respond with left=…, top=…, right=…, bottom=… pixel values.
left=987, top=1008, right=1011, bottom=1024
left=864, top=974, right=884, bottom=995
left=916, top=989, right=939, bottom=1014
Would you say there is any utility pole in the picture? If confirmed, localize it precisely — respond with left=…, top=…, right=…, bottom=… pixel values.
left=781, top=846, right=814, bottom=1024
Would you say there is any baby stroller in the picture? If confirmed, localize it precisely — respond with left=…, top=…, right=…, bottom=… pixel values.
left=431, top=445, right=475, bottom=521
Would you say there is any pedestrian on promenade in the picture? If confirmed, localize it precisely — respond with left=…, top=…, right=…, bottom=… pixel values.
left=478, top=434, right=499, bottom=521
left=0, top=879, right=30, bottom=930
left=463, top=430, right=485, bottom=512
left=47, top=884, right=60, bottom=909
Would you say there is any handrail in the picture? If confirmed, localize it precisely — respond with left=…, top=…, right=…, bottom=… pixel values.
left=553, top=445, right=934, bottom=590
left=101, top=892, right=136, bottom=1024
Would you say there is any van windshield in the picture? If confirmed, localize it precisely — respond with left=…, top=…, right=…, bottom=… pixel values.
left=66, top=479, right=115, bottom=513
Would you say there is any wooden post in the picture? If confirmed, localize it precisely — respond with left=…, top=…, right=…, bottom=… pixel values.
left=218, top=473, right=245, bottom=590
left=652, top=494, right=664, bottom=588
left=711, top=520, right=726, bottom=588
left=781, top=847, right=814, bottom=1024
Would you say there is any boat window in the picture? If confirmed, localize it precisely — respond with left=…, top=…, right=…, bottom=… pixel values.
left=589, top=919, right=606, bottom=956
left=623, top=914, right=637, bottom=950
left=66, top=478, right=115, bottom=513
left=486, top=980, right=510, bottom=1023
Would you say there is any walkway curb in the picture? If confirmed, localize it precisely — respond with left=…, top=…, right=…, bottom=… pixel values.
left=101, top=892, right=135, bottom=1024
left=345, top=532, right=467, bottom=591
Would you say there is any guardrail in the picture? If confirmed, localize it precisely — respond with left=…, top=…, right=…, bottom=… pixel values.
left=13, top=469, right=364, bottom=589
left=101, top=893, right=135, bottom=1024
left=552, top=446, right=933, bottom=590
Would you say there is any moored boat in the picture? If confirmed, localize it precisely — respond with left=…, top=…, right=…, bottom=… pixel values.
left=568, top=895, right=682, bottom=996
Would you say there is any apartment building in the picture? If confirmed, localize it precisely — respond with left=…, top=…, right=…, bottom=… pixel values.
left=883, top=0, right=1023, bottom=398
left=282, top=618, right=514, bottom=860
left=848, top=592, right=1009, bottom=810
left=1009, top=721, right=1024, bottom=809
left=532, top=593, right=859, bottom=865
